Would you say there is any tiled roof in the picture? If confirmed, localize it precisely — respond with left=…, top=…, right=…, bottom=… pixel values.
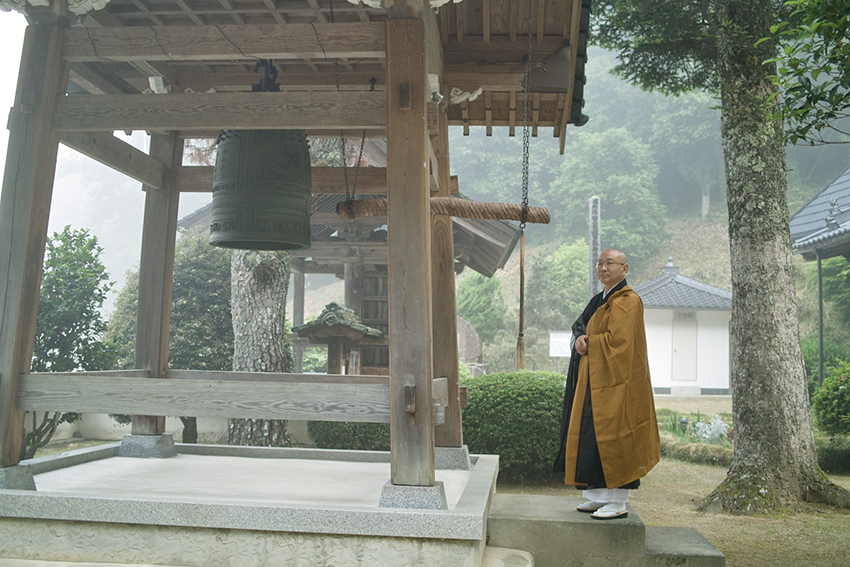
left=633, top=258, right=732, bottom=311
left=790, top=165, right=850, bottom=259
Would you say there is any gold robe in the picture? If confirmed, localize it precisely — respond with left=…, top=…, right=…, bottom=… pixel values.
left=564, top=286, right=660, bottom=488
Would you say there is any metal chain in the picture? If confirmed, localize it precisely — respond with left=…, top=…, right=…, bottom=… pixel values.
left=520, top=0, right=532, bottom=232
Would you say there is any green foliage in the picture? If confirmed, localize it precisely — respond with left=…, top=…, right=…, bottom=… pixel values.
left=768, top=0, right=850, bottom=145
left=456, top=272, right=507, bottom=344
left=168, top=226, right=234, bottom=371
left=593, top=0, right=721, bottom=95
left=25, top=226, right=117, bottom=459
left=812, top=362, right=850, bottom=435
left=552, top=128, right=669, bottom=269
left=107, top=226, right=233, bottom=371
left=800, top=335, right=850, bottom=395
left=307, top=421, right=390, bottom=451
left=821, top=255, right=850, bottom=324
left=461, top=370, right=564, bottom=482
left=33, top=226, right=116, bottom=374
left=814, top=434, right=850, bottom=474
left=526, top=240, right=588, bottom=332
left=302, top=347, right=328, bottom=373
left=459, top=360, right=473, bottom=381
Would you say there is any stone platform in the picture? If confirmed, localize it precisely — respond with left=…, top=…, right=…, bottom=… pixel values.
left=0, top=444, right=725, bottom=567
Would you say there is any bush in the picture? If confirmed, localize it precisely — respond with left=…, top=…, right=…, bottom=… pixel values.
left=815, top=435, right=850, bottom=475
left=801, top=335, right=849, bottom=398
left=812, top=362, right=850, bottom=436
left=307, top=421, right=390, bottom=451
left=461, top=370, right=564, bottom=482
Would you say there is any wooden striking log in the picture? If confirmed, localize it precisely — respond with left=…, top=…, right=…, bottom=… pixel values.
left=337, top=196, right=551, bottom=224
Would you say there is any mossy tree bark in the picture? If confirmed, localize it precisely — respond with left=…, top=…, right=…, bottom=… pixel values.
left=227, top=250, right=293, bottom=447
left=698, top=0, right=850, bottom=513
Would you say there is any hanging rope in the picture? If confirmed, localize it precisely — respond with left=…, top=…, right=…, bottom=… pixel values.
left=516, top=0, right=533, bottom=370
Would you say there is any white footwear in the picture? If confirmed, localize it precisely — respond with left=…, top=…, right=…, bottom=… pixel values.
left=590, top=503, right=628, bottom=519
left=576, top=500, right=605, bottom=512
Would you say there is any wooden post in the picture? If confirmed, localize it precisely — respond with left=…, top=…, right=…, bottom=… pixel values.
left=327, top=338, right=344, bottom=375
left=344, top=261, right=364, bottom=318
left=432, top=107, right=463, bottom=448
left=132, top=133, right=181, bottom=435
left=293, top=268, right=305, bottom=373
left=0, top=25, right=69, bottom=467
left=387, top=16, right=435, bottom=486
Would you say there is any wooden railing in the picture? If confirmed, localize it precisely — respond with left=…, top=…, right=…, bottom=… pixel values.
left=17, top=370, right=449, bottom=425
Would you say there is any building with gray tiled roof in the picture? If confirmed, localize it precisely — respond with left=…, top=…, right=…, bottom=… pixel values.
left=790, top=165, right=850, bottom=261
left=634, top=258, right=733, bottom=311
left=634, top=258, right=732, bottom=396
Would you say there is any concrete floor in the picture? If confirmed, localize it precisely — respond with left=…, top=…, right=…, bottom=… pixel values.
left=33, top=454, right=472, bottom=509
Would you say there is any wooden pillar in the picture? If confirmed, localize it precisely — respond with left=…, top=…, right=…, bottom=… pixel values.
left=293, top=269, right=305, bottom=373
left=327, top=338, right=344, bottom=375
left=344, top=261, right=364, bottom=318
left=432, top=108, right=463, bottom=447
left=132, top=133, right=181, bottom=435
left=387, top=16, right=435, bottom=486
left=0, top=25, right=69, bottom=467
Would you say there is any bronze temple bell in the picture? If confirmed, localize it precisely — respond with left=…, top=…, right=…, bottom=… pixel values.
left=209, top=128, right=312, bottom=251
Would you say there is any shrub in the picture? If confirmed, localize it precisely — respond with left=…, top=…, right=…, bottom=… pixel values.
left=461, top=370, right=564, bottom=482
left=801, top=335, right=849, bottom=398
left=815, top=435, right=850, bottom=475
left=812, top=362, right=850, bottom=436
left=692, top=414, right=730, bottom=444
left=307, top=421, right=390, bottom=451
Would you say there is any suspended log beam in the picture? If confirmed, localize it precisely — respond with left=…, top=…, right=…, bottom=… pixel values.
left=60, top=131, right=165, bottom=189
left=62, top=23, right=386, bottom=63
left=174, top=165, right=388, bottom=194
left=337, top=197, right=551, bottom=224
left=53, top=91, right=386, bottom=132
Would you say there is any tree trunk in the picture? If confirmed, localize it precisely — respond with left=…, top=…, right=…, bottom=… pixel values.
left=227, top=250, right=293, bottom=447
left=699, top=0, right=850, bottom=513
left=179, top=417, right=198, bottom=444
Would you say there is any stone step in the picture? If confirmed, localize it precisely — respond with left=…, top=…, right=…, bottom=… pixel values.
left=487, top=493, right=725, bottom=567
left=643, top=526, right=726, bottom=567
left=488, top=493, right=646, bottom=567
left=482, top=546, right=535, bottom=567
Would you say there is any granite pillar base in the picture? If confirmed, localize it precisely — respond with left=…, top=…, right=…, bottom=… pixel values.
left=0, top=466, right=35, bottom=490
left=378, top=480, right=448, bottom=510
left=436, top=445, right=472, bottom=470
left=118, top=434, right=176, bottom=458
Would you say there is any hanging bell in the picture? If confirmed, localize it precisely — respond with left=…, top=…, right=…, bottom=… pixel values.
left=209, top=129, right=312, bottom=250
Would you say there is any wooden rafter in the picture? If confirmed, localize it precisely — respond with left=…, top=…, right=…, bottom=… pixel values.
left=53, top=91, right=386, bottom=132
left=62, top=22, right=386, bottom=63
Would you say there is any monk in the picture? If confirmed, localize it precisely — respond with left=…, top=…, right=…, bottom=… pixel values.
left=553, top=249, right=660, bottom=519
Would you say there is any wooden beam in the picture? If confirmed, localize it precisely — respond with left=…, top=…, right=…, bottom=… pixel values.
left=53, top=91, right=386, bottom=132
left=60, top=131, right=165, bottom=189
left=0, top=24, right=69, bottom=468
left=387, top=17, right=434, bottom=487
left=431, top=108, right=462, bottom=448
left=132, top=133, right=181, bottom=436
left=18, top=373, right=391, bottom=424
left=173, top=165, right=388, bottom=194
left=443, top=62, right=524, bottom=92
left=62, top=22, right=385, bottom=63
left=69, top=63, right=139, bottom=95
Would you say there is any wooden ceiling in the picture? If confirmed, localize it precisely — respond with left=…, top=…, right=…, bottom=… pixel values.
left=50, top=0, right=590, bottom=151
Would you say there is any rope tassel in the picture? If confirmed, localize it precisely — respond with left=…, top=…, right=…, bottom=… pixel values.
left=516, top=232, right=526, bottom=369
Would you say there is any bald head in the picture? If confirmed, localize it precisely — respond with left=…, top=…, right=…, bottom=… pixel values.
left=596, top=249, right=629, bottom=292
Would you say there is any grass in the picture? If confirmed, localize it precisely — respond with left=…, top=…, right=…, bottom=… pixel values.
left=499, top=460, right=850, bottom=567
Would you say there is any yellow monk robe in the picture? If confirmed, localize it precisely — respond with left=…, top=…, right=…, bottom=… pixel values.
left=564, top=286, right=660, bottom=488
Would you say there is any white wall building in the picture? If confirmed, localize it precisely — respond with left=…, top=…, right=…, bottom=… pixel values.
left=634, top=258, right=732, bottom=396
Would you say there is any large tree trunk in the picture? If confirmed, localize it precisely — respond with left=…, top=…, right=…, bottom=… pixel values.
left=227, top=250, right=293, bottom=447
left=699, top=0, right=850, bottom=513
